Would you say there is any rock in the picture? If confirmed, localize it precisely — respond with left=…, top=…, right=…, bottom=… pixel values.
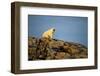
left=28, top=36, right=88, bottom=60
left=28, top=47, right=37, bottom=60
left=64, top=53, right=71, bottom=58
left=63, top=45, right=70, bottom=53
left=55, top=52, right=66, bottom=59
left=28, top=37, right=33, bottom=46
left=63, top=45, right=69, bottom=50
left=46, top=49, right=56, bottom=59
left=49, top=40, right=64, bottom=48
left=69, top=48, right=79, bottom=55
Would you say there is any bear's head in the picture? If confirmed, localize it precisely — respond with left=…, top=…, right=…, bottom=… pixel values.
left=50, top=28, right=55, bottom=33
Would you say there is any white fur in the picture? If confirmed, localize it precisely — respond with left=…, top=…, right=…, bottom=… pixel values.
left=42, top=28, right=55, bottom=39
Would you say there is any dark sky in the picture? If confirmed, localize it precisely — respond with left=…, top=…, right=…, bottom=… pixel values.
left=28, top=15, right=88, bottom=46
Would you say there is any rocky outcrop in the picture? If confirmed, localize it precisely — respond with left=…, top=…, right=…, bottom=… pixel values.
left=28, top=37, right=88, bottom=60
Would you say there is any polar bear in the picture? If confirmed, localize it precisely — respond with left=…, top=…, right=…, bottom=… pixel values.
left=42, top=28, right=55, bottom=39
